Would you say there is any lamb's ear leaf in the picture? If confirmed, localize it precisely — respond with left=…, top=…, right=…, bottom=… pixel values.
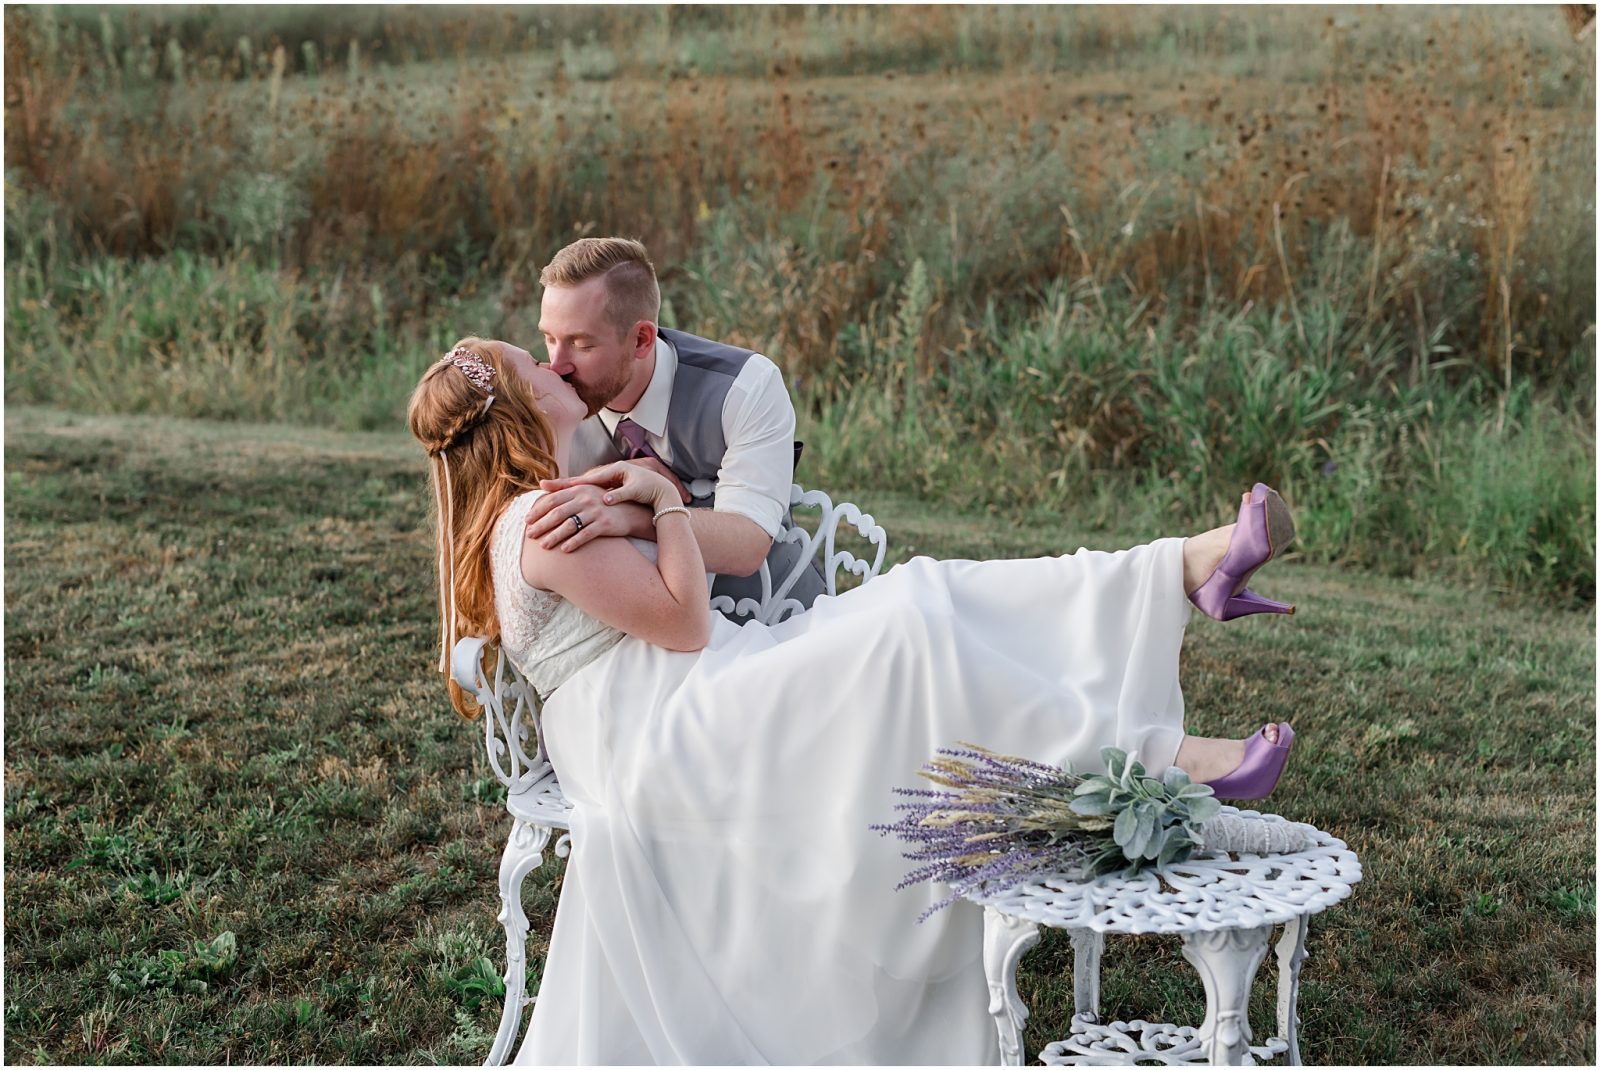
left=1113, top=804, right=1138, bottom=852
left=1158, top=828, right=1192, bottom=866
left=1186, top=796, right=1223, bottom=824
left=1135, top=801, right=1159, bottom=843
left=1122, top=802, right=1159, bottom=860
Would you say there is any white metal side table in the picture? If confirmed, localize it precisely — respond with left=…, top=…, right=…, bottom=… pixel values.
left=969, top=808, right=1361, bottom=1066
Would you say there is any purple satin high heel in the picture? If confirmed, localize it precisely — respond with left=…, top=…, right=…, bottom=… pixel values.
left=1203, top=723, right=1295, bottom=801
left=1189, top=483, right=1296, bottom=621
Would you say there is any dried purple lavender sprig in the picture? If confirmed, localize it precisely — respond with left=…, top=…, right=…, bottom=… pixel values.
left=874, top=743, right=1219, bottom=920
left=871, top=743, right=1107, bottom=920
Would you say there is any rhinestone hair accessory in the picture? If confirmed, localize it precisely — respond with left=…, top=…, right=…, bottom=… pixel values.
left=443, top=345, right=497, bottom=412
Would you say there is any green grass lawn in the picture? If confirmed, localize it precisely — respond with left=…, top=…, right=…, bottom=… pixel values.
left=4, top=407, right=1593, bottom=1064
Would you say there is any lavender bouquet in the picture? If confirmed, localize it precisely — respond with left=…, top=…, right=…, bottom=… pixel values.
left=872, top=744, right=1224, bottom=920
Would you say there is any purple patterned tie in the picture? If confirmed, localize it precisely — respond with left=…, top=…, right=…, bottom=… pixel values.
left=616, top=418, right=659, bottom=462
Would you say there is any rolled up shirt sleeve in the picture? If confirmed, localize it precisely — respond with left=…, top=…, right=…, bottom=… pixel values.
left=714, top=354, right=794, bottom=539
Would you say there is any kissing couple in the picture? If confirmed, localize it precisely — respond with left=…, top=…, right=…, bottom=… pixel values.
left=408, top=237, right=1299, bottom=1064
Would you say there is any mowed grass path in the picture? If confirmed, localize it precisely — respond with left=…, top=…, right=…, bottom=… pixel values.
left=4, top=407, right=1593, bottom=1064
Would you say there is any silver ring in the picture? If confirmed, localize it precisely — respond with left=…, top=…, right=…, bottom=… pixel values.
left=570, top=514, right=584, bottom=532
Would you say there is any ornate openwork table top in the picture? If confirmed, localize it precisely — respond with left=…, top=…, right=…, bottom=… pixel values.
left=967, top=808, right=1362, bottom=935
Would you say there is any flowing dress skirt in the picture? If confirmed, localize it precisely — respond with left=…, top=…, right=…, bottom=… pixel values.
left=516, top=539, right=1192, bottom=1065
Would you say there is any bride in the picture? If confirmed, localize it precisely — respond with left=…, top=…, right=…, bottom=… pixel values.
left=408, top=338, right=1298, bottom=1065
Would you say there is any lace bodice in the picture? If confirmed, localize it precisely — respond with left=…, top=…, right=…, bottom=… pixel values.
left=491, top=490, right=642, bottom=699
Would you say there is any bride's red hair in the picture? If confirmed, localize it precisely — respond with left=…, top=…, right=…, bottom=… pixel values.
left=407, top=337, right=558, bottom=718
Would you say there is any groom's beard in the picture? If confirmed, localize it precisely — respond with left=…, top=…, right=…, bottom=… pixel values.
left=574, top=382, right=609, bottom=419
left=568, top=367, right=632, bottom=419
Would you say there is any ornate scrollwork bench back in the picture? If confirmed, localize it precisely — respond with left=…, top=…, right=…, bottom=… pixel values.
left=449, top=484, right=888, bottom=1065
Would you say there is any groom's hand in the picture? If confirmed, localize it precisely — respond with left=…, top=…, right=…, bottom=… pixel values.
left=527, top=481, right=650, bottom=552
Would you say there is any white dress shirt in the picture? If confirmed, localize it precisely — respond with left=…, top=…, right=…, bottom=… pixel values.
left=570, top=334, right=795, bottom=539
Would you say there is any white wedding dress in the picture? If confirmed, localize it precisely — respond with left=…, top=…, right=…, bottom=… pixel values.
left=493, top=490, right=1194, bottom=1066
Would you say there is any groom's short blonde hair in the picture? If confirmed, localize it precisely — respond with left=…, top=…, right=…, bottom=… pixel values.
left=539, top=237, right=661, bottom=337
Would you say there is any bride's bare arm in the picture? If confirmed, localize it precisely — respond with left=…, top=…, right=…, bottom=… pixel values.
left=520, top=463, right=711, bottom=652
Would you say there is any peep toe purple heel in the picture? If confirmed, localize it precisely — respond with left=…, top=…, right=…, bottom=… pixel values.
left=1189, top=482, right=1296, bottom=621
left=1203, top=723, right=1296, bottom=801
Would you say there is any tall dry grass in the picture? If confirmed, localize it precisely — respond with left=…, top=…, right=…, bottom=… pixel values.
left=4, top=4, right=1594, bottom=599
left=5, top=5, right=1593, bottom=377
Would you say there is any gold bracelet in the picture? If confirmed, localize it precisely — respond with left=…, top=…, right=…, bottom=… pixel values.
left=652, top=505, right=691, bottom=524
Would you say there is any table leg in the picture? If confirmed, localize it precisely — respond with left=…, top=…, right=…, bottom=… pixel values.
left=1275, top=916, right=1309, bottom=1066
left=1068, top=928, right=1104, bottom=1024
left=982, top=907, right=1042, bottom=1066
left=1179, top=925, right=1271, bottom=1065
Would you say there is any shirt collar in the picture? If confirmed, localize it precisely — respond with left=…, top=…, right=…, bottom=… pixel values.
left=600, top=334, right=675, bottom=438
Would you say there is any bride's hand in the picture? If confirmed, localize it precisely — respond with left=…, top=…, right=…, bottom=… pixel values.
left=545, top=460, right=681, bottom=512
left=530, top=462, right=683, bottom=552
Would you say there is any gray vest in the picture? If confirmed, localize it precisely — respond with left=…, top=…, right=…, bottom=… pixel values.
left=652, top=328, right=824, bottom=615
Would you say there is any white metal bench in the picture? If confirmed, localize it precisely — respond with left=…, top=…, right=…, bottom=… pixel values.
left=450, top=484, right=889, bottom=1065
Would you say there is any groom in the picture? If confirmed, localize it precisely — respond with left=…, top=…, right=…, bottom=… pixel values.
left=525, top=236, right=825, bottom=614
